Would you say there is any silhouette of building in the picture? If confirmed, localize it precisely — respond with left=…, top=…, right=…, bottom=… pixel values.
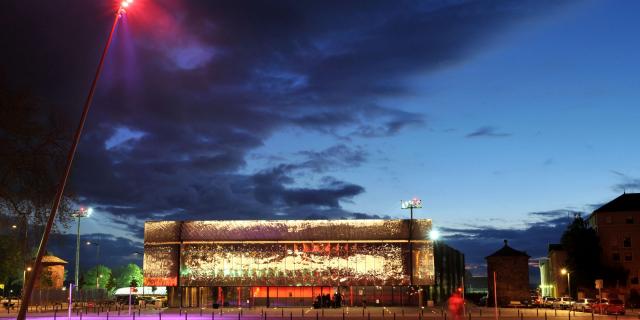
left=588, top=193, right=640, bottom=291
left=486, top=240, right=530, bottom=306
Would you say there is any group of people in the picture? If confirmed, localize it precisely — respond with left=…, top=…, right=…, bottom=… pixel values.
left=313, top=292, right=343, bottom=308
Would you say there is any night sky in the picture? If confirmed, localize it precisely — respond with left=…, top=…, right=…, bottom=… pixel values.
left=2, top=0, right=640, bottom=279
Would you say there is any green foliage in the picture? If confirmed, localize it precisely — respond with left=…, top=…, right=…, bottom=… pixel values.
left=81, top=265, right=112, bottom=290
left=115, top=263, right=143, bottom=289
left=105, top=273, right=117, bottom=294
left=0, top=232, right=22, bottom=286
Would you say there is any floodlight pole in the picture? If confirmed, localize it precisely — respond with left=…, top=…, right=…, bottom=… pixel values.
left=401, top=198, right=422, bottom=288
left=16, top=10, right=122, bottom=320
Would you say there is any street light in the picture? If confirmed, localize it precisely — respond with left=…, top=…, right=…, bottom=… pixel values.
left=561, top=268, right=571, bottom=298
left=17, top=0, right=136, bottom=317
left=72, top=207, right=92, bottom=290
left=86, top=241, right=100, bottom=289
left=22, top=267, right=32, bottom=294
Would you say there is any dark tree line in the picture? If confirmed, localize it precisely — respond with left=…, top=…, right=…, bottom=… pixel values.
left=0, top=82, right=76, bottom=288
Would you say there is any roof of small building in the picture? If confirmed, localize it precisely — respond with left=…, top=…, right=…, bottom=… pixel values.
left=41, top=254, right=68, bottom=265
left=594, top=193, right=640, bottom=213
left=486, top=240, right=530, bottom=259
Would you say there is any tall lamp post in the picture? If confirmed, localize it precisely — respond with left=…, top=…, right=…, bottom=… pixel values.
left=22, top=267, right=32, bottom=295
left=16, top=1, right=136, bottom=319
left=561, top=268, right=571, bottom=298
left=72, top=207, right=92, bottom=290
left=86, top=241, right=100, bottom=288
left=401, top=198, right=422, bottom=286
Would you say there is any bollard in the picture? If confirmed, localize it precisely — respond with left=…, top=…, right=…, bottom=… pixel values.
left=107, top=310, right=110, bottom=320
left=554, top=309, right=557, bottom=317
left=212, top=312, right=214, bottom=320
left=186, top=311, right=189, bottom=320
left=302, top=309, right=305, bottom=318
left=468, top=312, right=471, bottom=320
left=444, top=312, right=447, bottom=320
left=545, top=311, right=547, bottom=320
left=537, top=309, right=539, bottom=317
left=368, top=312, right=371, bottom=320
left=160, top=311, right=162, bottom=320
left=238, top=312, right=240, bottom=320
left=80, top=311, right=83, bottom=320
left=291, top=312, right=293, bottom=320
left=520, top=312, right=523, bottom=320
left=343, top=310, right=346, bottom=320
left=282, top=309, right=285, bottom=318
left=394, top=313, right=396, bottom=320
left=568, top=310, right=570, bottom=320
left=54, top=309, right=58, bottom=320
left=317, top=311, right=319, bottom=320
left=591, top=311, right=594, bottom=320
left=134, top=312, right=136, bottom=320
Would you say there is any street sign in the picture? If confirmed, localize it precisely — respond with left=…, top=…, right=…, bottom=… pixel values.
left=595, top=279, right=603, bottom=289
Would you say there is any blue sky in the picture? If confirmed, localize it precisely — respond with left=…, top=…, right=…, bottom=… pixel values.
left=3, top=0, right=640, bottom=276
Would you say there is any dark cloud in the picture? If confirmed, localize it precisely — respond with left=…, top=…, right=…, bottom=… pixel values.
left=441, top=214, right=572, bottom=276
left=610, top=171, right=640, bottom=193
left=465, top=126, right=512, bottom=138
left=0, top=1, right=568, bottom=237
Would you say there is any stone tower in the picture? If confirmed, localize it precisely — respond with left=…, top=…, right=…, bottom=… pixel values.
left=486, top=240, right=530, bottom=306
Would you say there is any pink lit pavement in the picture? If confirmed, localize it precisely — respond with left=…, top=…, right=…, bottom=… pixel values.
left=0, top=307, right=638, bottom=320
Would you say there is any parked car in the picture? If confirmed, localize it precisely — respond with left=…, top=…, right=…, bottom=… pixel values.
left=592, top=298, right=625, bottom=315
left=552, top=297, right=574, bottom=309
left=542, top=297, right=557, bottom=308
left=572, top=298, right=595, bottom=312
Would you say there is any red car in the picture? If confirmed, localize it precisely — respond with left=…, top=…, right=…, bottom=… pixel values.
left=592, top=298, right=625, bottom=315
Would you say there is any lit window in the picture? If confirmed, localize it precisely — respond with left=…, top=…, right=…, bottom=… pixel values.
left=613, top=253, right=620, bottom=261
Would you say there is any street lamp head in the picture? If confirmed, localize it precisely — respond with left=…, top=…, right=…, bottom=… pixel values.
left=26, top=267, right=32, bottom=272
left=86, top=241, right=91, bottom=245
left=429, top=229, right=441, bottom=241
left=73, top=206, right=93, bottom=218
left=11, top=225, right=17, bottom=229
left=561, top=268, right=567, bottom=275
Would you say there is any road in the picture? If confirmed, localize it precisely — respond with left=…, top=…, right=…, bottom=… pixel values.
left=0, top=306, right=635, bottom=320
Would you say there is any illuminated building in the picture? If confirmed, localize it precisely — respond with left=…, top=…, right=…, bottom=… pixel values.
left=143, top=219, right=463, bottom=307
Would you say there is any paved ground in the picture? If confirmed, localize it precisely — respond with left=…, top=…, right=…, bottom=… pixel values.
left=0, top=307, right=637, bottom=320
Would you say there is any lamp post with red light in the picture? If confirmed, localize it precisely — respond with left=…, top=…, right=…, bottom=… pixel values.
left=17, top=1, right=135, bottom=319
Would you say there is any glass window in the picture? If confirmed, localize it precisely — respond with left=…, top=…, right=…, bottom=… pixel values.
left=624, top=236, right=632, bottom=248
left=625, top=253, right=633, bottom=262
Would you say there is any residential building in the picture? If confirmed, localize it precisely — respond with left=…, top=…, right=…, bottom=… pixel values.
left=588, top=193, right=640, bottom=289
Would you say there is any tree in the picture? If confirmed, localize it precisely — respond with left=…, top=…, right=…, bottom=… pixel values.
left=81, top=265, right=112, bottom=290
left=560, top=215, right=602, bottom=296
left=105, top=273, right=117, bottom=294
left=0, top=84, right=74, bottom=265
left=0, top=224, right=21, bottom=287
left=115, top=263, right=143, bottom=289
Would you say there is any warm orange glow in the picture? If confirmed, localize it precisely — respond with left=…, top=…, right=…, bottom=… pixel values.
left=561, top=268, right=567, bottom=275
